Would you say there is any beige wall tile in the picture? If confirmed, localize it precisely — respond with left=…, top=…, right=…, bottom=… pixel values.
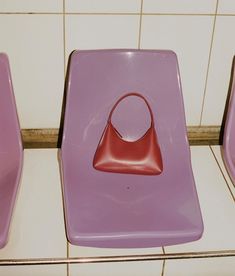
left=201, top=16, right=235, bottom=125
left=141, top=15, right=214, bottom=125
left=0, top=0, right=63, bottom=13
left=65, top=0, right=141, bottom=13
left=0, top=15, right=64, bottom=128
left=0, top=3, right=234, bottom=128
left=218, top=0, right=235, bottom=14
left=143, top=0, right=217, bottom=14
left=65, top=15, right=139, bottom=60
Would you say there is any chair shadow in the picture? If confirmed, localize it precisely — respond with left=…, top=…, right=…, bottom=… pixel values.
left=219, top=56, right=235, bottom=145
left=56, top=51, right=76, bottom=244
left=57, top=50, right=76, bottom=148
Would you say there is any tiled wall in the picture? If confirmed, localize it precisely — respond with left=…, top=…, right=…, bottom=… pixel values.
left=0, top=0, right=234, bottom=128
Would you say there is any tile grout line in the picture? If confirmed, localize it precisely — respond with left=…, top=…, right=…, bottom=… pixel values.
left=63, top=4, right=69, bottom=275
left=63, top=0, right=66, bottom=76
left=209, top=146, right=235, bottom=202
left=142, top=13, right=219, bottom=16
left=138, top=0, right=144, bottom=49
left=66, top=12, right=140, bottom=15
left=199, top=0, right=219, bottom=125
left=67, top=242, right=69, bottom=276
left=161, top=247, right=166, bottom=276
left=0, top=12, right=233, bottom=16
left=161, top=260, right=166, bottom=276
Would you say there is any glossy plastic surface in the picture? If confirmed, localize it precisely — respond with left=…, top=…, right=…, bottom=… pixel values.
left=222, top=69, right=235, bottom=184
left=60, top=49, right=203, bottom=248
left=0, top=54, right=23, bottom=248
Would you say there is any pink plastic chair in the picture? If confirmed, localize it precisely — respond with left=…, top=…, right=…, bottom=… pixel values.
left=222, top=68, right=235, bottom=184
left=0, top=54, right=23, bottom=248
left=60, top=49, right=203, bottom=248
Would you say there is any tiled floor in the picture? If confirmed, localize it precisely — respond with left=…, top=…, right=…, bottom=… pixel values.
left=0, top=146, right=234, bottom=275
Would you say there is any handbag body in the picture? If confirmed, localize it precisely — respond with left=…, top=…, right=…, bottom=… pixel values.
left=93, top=93, right=163, bottom=175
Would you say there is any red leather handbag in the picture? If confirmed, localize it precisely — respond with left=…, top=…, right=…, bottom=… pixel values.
left=93, top=93, right=163, bottom=175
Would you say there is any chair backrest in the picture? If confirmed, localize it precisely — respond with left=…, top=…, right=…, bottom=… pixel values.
left=0, top=53, right=23, bottom=248
left=62, top=49, right=191, bottom=171
left=0, top=53, right=22, bottom=154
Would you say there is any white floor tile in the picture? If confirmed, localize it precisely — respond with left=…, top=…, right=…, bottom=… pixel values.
left=69, top=260, right=162, bottom=276
left=0, top=150, right=67, bottom=259
left=164, top=257, right=235, bottom=276
left=65, top=0, right=141, bottom=13
left=141, top=15, right=213, bottom=125
left=165, top=146, right=235, bottom=252
left=211, top=145, right=235, bottom=198
left=0, top=146, right=233, bottom=275
left=69, top=240, right=163, bottom=275
left=0, top=265, right=66, bottom=276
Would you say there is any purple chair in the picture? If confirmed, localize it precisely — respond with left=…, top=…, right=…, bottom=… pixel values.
left=222, top=68, right=235, bottom=184
left=0, top=54, right=23, bottom=248
left=60, top=50, right=203, bottom=248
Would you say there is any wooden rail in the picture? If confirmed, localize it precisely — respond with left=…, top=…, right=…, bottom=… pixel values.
left=21, top=126, right=221, bottom=148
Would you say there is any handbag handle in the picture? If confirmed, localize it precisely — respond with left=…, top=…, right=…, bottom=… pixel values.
left=108, top=93, right=154, bottom=126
